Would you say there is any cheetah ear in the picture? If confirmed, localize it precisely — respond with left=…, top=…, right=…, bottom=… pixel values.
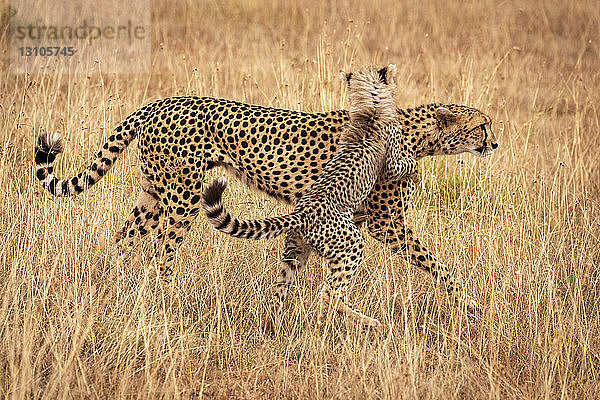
left=340, top=72, right=353, bottom=86
left=378, top=64, right=397, bottom=85
left=435, top=107, right=457, bottom=127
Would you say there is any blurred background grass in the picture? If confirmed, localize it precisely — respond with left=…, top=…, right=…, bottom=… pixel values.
left=0, top=0, right=599, bottom=398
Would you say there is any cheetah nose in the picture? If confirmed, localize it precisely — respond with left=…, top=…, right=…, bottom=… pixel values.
left=490, top=142, right=498, bottom=149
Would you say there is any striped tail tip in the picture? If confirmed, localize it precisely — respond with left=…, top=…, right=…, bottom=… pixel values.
left=35, top=133, right=64, bottom=165
left=34, top=132, right=67, bottom=196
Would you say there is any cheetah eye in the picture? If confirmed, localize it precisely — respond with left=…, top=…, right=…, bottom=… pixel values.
left=469, top=124, right=484, bottom=133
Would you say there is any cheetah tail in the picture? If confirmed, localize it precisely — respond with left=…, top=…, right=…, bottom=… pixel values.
left=202, top=177, right=301, bottom=240
left=34, top=100, right=158, bottom=197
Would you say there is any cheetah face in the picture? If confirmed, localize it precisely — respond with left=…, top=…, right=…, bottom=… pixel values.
left=435, top=106, right=498, bottom=158
left=466, top=121, right=498, bottom=158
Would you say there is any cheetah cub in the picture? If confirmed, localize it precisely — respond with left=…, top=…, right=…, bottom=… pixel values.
left=202, top=65, right=416, bottom=329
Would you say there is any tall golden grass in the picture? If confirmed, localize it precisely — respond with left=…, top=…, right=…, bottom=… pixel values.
left=1, top=0, right=599, bottom=397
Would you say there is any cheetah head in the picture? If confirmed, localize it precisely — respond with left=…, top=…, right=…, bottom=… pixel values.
left=434, top=105, right=498, bottom=158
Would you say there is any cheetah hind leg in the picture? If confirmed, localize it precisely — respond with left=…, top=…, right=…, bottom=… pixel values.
left=268, top=231, right=312, bottom=333
left=149, top=178, right=203, bottom=281
left=316, top=234, right=382, bottom=330
left=113, top=175, right=162, bottom=264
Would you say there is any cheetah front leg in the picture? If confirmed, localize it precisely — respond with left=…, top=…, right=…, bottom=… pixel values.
left=384, top=156, right=418, bottom=181
left=384, top=126, right=418, bottom=181
left=365, top=177, right=480, bottom=315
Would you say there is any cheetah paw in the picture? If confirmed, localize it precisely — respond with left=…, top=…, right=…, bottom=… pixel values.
left=464, top=295, right=482, bottom=320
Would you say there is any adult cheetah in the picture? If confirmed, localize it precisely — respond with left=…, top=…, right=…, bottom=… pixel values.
left=34, top=74, right=497, bottom=310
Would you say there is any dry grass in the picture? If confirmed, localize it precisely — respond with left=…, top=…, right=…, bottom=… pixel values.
left=1, top=0, right=600, bottom=398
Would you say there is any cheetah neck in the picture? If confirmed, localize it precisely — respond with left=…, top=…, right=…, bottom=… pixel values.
left=397, top=103, right=445, bottom=160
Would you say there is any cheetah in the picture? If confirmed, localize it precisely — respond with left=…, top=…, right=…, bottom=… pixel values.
left=203, top=65, right=412, bottom=327
left=34, top=72, right=497, bottom=312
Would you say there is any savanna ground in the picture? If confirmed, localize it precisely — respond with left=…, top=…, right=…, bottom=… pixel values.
left=1, top=0, right=600, bottom=398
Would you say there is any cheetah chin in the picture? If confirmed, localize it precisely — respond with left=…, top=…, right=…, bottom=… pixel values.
left=469, top=145, right=495, bottom=158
